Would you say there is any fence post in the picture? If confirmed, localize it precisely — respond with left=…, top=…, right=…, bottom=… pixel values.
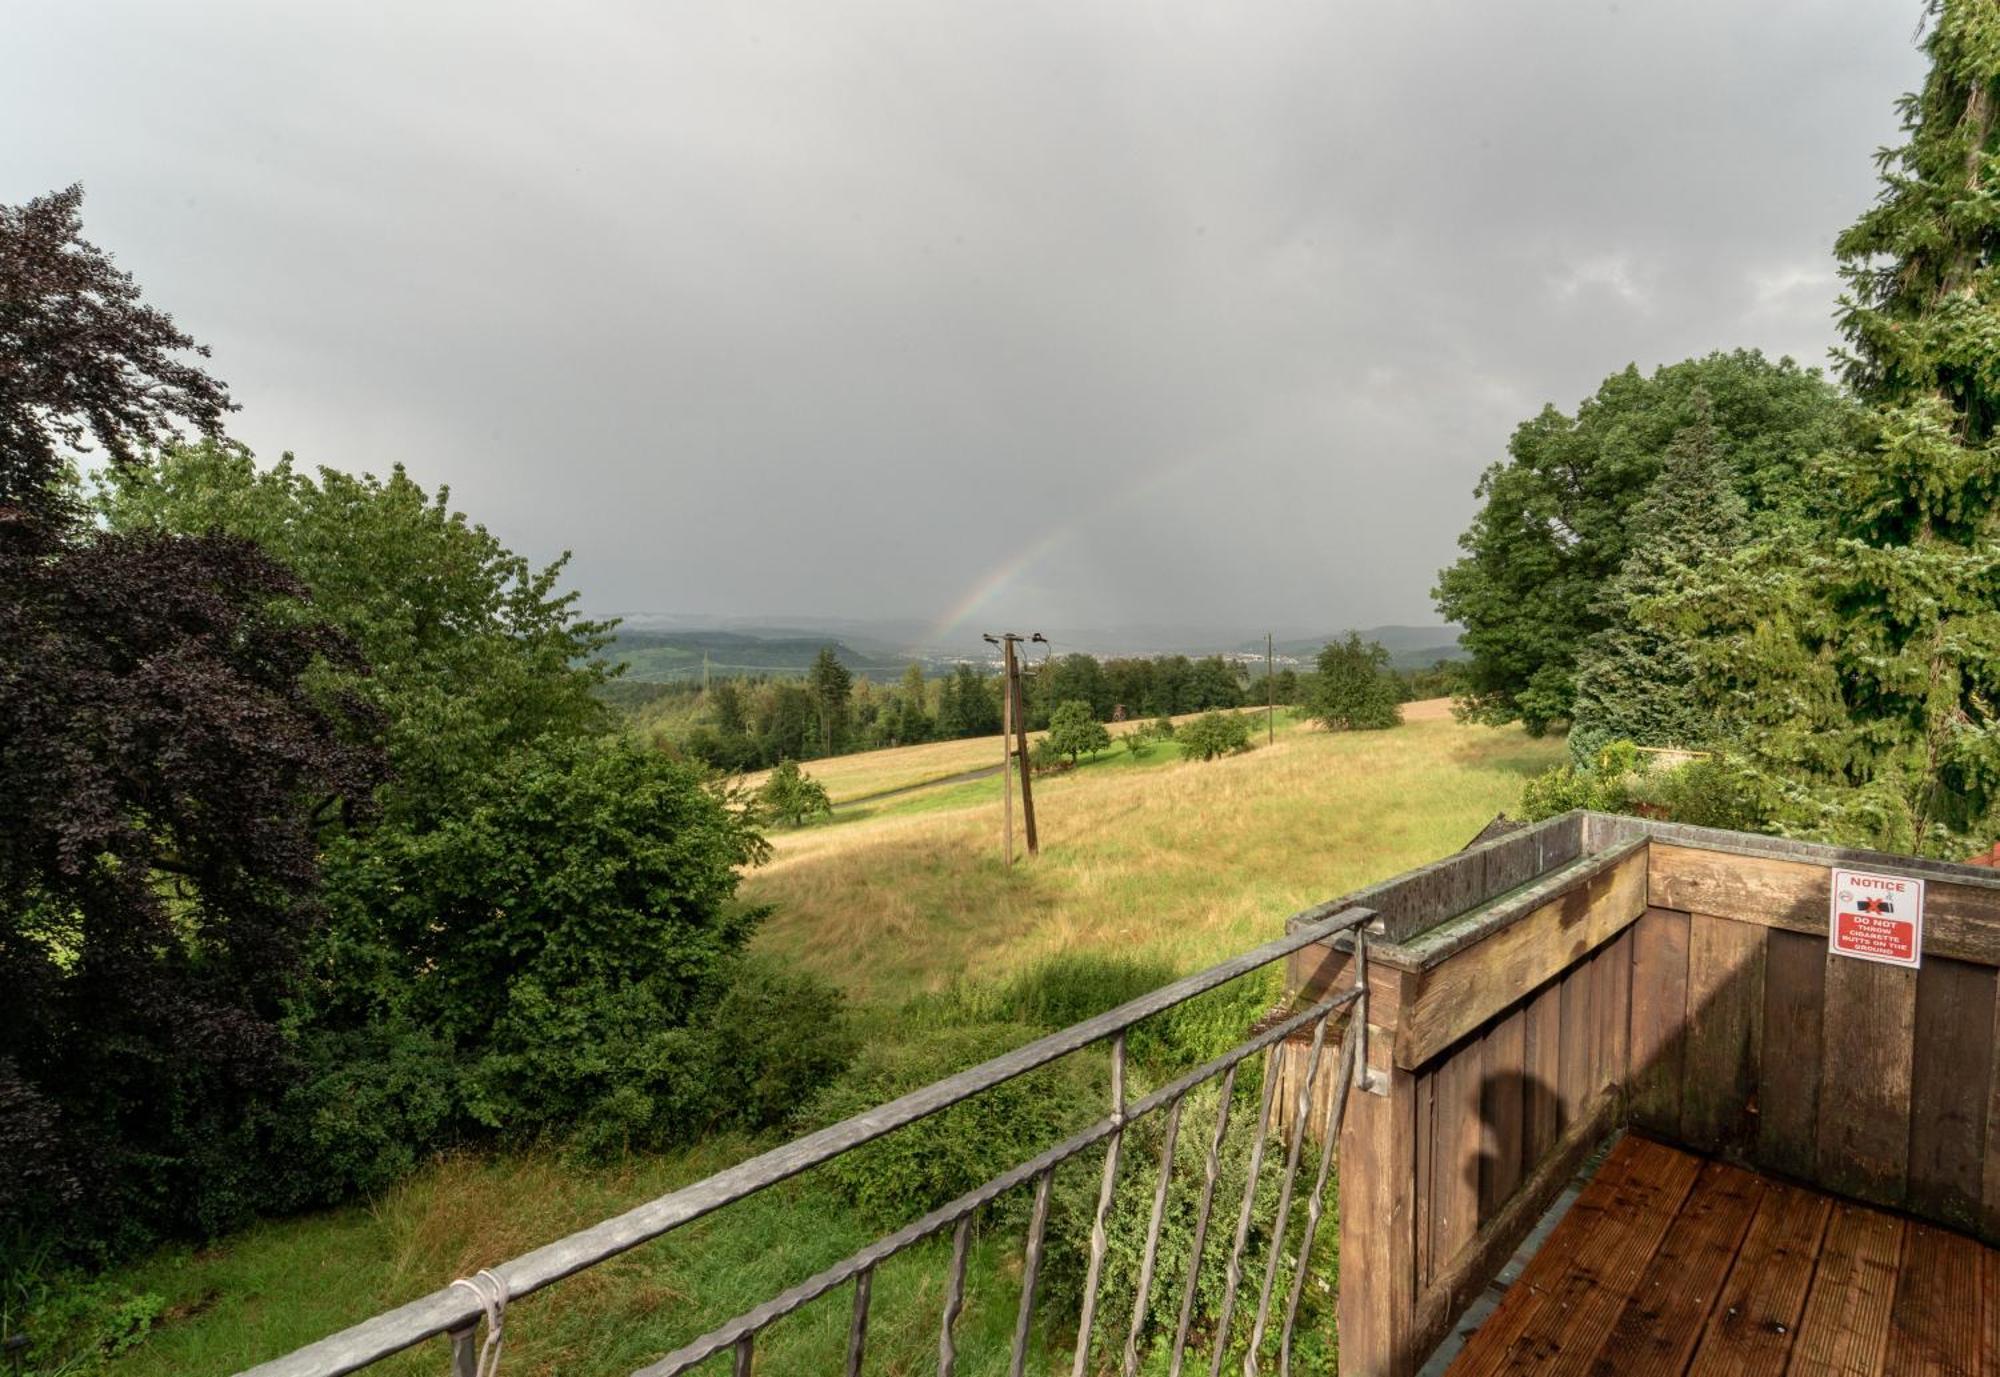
left=1337, top=962, right=1417, bottom=1377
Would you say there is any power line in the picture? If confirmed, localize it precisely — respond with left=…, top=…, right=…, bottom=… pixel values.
left=983, top=632, right=1044, bottom=865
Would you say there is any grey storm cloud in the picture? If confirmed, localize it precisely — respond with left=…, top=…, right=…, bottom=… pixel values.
left=4, top=0, right=1927, bottom=639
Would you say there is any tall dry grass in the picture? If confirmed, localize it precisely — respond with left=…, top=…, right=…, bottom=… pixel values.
left=746, top=715, right=1559, bottom=1003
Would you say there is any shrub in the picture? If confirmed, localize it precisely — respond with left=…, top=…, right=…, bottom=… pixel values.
left=759, top=758, right=832, bottom=827
left=1031, top=737, right=1072, bottom=776
left=1179, top=711, right=1254, bottom=762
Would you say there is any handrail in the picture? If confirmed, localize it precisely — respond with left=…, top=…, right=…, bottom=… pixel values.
left=239, top=902, right=1377, bottom=1377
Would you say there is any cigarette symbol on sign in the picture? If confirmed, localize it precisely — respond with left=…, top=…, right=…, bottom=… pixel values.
left=1857, top=897, right=1894, bottom=915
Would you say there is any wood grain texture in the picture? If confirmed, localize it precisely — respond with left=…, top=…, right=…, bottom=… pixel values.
left=1906, top=957, right=1997, bottom=1233
left=1579, top=1160, right=1763, bottom=1377
left=1445, top=1135, right=1702, bottom=1377
left=1338, top=1062, right=1419, bottom=1377
left=1431, top=1033, right=1486, bottom=1276
left=1560, top=958, right=1597, bottom=1138
left=1685, top=1180, right=1831, bottom=1377
left=1480, top=1008, right=1526, bottom=1219
left=1679, top=914, right=1766, bottom=1155
left=1649, top=842, right=2000, bottom=966
left=1990, top=989, right=2000, bottom=1245
left=1756, top=930, right=1825, bottom=1182
left=1784, top=1204, right=1905, bottom=1377
left=1816, top=957, right=1919, bottom=1208
left=1883, top=1222, right=1986, bottom=1375
left=1523, top=981, right=1563, bottom=1163
left=1628, top=907, right=1691, bottom=1135
left=1393, top=848, right=1648, bottom=1069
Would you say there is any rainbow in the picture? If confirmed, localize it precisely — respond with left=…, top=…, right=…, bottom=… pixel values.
left=924, top=525, right=1074, bottom=646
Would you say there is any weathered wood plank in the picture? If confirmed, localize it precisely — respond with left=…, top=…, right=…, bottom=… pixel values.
left=1480, top=1008, right=1526, bottom=1220
left=1785, top=1204, right=1905, bottom=1377
left=1446, top=1135, right=1703, bottom=1376
left=1906, top=957, right=1998, bottom=1233
left=1816, top=957, right=1918, bottom=1208
left=1649, top=842, right=2000, bottom=966
left=1409, top=1086, right=1620, bottom=1370
left=1628, top=908, right=1690, bottom=1135
left=1560, top=956, right=1596, bottom=1137
left=1415, top=1065, right=1436, bottom=1291
left=1757, top=929, right=1825, bottom=1181
left=1685, top=1179, right=1832, bottom=1377
left=1679, top=914, right=1766, bottom=1155
left=1883, top=1222, right=1985, bottom=1375
left=1580, top=1159, right=1763, bottom=1376
left=1983, top=1245, right=1999, bottom=1376
left=1989, top=988, right=2000, bottom=1245
left=1431, top=1033, right=1486, bottom=1277
left=1605, top=926, right=1633, bottom=1094
left=1339, top=1060, right=1420, bottom=1377
left=1523, top=981, right=1563, bottom=1161
left=1393, top=848, right=1648, bottom=1069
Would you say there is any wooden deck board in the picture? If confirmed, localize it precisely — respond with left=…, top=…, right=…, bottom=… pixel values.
left=1444, top=1136, right=2000, bottom=1377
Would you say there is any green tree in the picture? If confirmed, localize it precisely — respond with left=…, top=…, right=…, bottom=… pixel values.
left=710, top=679, right=748, bottom=736
left=1567, top=392, right=1748, bottom=763
left=1307, top=634, right=1401, bottom=731
left=1673, top=3, right=2000, bottom=854
left=1179, top=711, right=1253, bottom=761
left=893, top=662, right=932, bottom=745
left=758, top=758, right=834, bottom=827
left=1434, top=351, right=1855, bottom=734
left=1047, top=699, right=1112, bottom=764
left=807, top=646, right=854, bottom=755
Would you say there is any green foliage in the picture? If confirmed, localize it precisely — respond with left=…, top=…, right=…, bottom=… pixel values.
left=759, top=758, right=834, bottom=827
left=1048, top=699, right=1113, bottom=763
left=1307, top=634, right=1401, bottom=731
left=806, top=646, right=854, bottom=755
left=1434, top=352, right=1856, bottom=734
left=802, top=1024, right=1107, bottom=1230
left=1660, top=5, right=2000, bottom=856
left=1178, top=711, right=1254, bottom=761
left=1567, top=391, right=1748, bottom=763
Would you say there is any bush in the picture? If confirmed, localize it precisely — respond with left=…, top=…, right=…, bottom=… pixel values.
left=1031, top=737, right=1073, bottom=776
left=1179, top=711, right=1254, bottom=762
left=759, top=758, right=832, bottom=826
left=801, top=1023, right=1107, bottom=1229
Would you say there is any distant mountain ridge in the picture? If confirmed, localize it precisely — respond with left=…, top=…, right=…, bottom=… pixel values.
left=597, top=618, right=1465, bottom=682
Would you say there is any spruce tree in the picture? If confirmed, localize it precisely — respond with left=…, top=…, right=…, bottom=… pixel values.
left=1568, top=392, right=1747, bottom=763
left=1683, top=2, right=2000, bottom=853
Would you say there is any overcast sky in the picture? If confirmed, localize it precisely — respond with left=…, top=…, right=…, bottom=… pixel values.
left=6, top=1, right=1927, bottom=641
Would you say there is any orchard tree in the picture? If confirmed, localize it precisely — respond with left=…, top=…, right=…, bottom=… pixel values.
left=1567, top=392, right=1747, bottom=763
left=759, top=758, right=834, bottom=827
left=1672, top=2, right=2000, bottom=854
left=1434, top=351, right=1854, bottom=733
left=1308, top=634, right=1401, bottom=731
left=1047, top=699, right=1112, bottom=763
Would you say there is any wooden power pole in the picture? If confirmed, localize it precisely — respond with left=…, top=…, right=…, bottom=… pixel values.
left=1267, top=631, right=1275, bottom=745
left=984, top=631, right=1043, bottom=863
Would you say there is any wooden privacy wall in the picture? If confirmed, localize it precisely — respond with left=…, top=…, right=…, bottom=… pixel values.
left=1640, top=842, right=2000, bottom=1243
left=1313, top=838, right=1651, bottom=1376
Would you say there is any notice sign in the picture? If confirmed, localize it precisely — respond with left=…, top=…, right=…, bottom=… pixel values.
left=1828, top=867, right=1925, bottom=968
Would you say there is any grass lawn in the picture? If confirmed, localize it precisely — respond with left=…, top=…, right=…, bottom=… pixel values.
left=66, top=710, right=1558, bottom=1377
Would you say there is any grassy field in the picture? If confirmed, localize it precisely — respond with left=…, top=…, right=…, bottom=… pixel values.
left=67, top=707, right=1558, bottom=1377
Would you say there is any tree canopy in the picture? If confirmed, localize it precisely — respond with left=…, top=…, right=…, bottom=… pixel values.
left=1307, top=634, right=1401, bottom=731
left=1434, top=351, right=1855, bottom=734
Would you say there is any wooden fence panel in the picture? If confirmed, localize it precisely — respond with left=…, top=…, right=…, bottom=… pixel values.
left=1629, top=907, right=1691, bottom=1134
left=1679, top=914, right=1766, bottom=1155
left=1758, top=928, right=1826, bottom=1181
left=1815, top=958, right=1918, bottom=1208
left=1906, top=957, right=1997, bottom=1232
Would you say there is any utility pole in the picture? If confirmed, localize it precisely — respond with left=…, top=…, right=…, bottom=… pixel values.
left=1267, top=631, right=1275, bottom=745
left=984, top=631, right=1044, bottom=863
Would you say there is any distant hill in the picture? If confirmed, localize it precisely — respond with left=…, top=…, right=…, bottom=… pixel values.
left=1242, top=625, right=1466, bottom=670
left=600, top=630, right=911, bottom=682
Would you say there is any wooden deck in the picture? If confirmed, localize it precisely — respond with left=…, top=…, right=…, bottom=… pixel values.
left=1443, top=1134, right=2000, bottom=1375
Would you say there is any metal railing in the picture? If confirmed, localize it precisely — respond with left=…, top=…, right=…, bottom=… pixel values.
left=240, top=903, right=1377, bottom=1377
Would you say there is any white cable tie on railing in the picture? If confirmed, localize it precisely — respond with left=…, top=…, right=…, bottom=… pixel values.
left=448, top=1269, right=509, bottom=1377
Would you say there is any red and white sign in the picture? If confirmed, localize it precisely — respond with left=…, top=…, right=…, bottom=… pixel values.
left=1828, top=867, right=1925, bottom=968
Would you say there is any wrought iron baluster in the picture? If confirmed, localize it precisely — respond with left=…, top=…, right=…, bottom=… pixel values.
left=1010, top=1166, right=1056, bottom=1377
left=1070, top=1032, right=1128, bottom=1377
left=1122, top=1093, right=1187, bottom=1377
left=847, top=1266, right=873, bottom=1377
left=1206, top=1045, right=1283, bottom=1377
left=1168, top=1063, right=1239, bottom=1377
left=1279, top=1023, right=1358, bottom=1377
left=1243, top=1010, right=1333, bottom=1374
left=940, top=1215, right=973, bottom=1377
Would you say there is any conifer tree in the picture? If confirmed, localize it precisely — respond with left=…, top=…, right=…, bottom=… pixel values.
left=1680, top=2, right=2000, bottom=853
left=1568, top=393, right=1747, bottom=763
